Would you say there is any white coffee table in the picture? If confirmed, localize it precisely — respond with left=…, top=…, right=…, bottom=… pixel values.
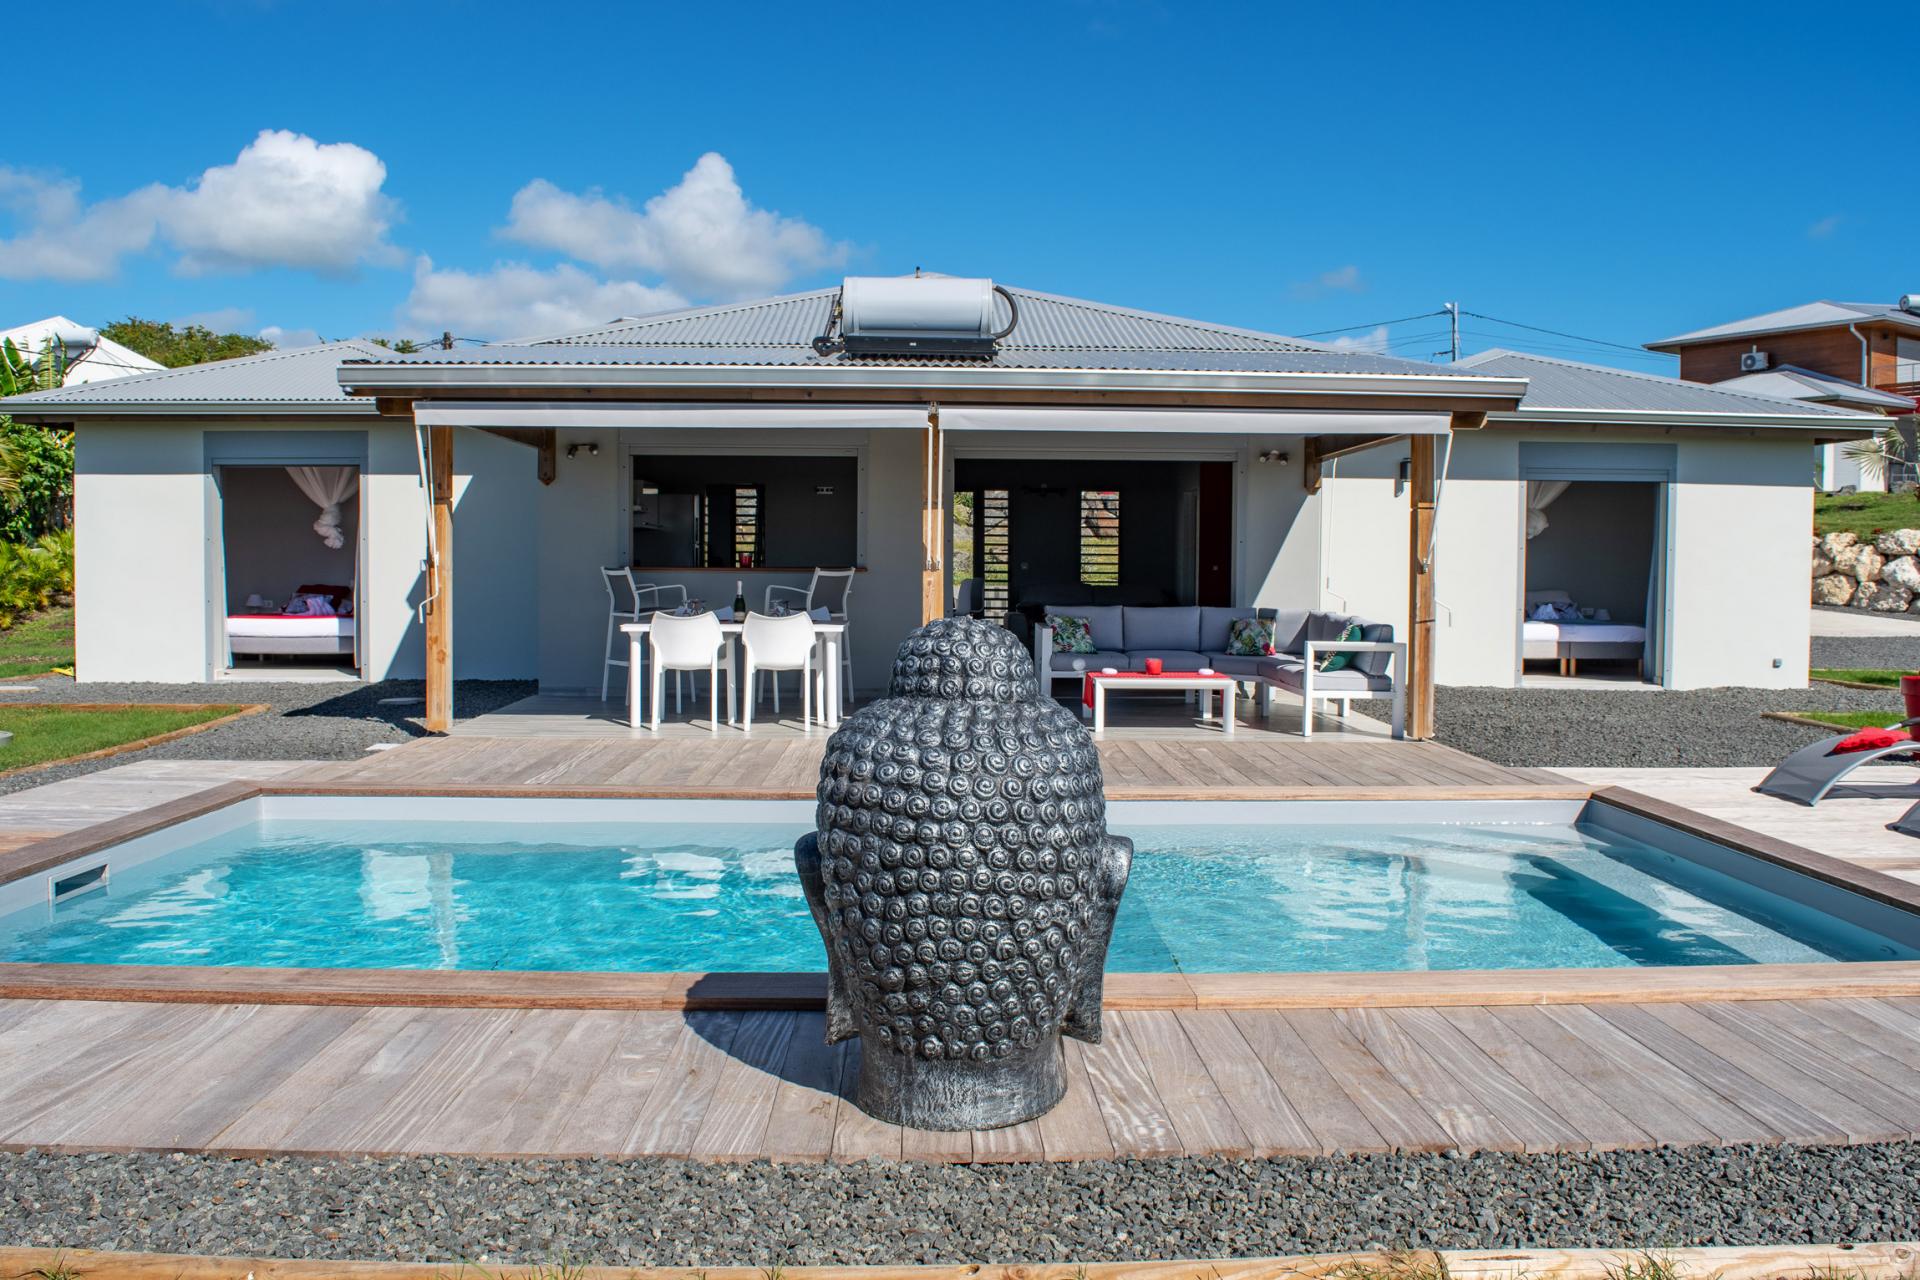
left=1082, top=672, right=1237, bottom=736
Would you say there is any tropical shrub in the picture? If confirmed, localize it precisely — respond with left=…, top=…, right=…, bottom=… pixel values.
left=0, top=419, right=73, bottom=540
left=0, top=531, right=74, bottom=628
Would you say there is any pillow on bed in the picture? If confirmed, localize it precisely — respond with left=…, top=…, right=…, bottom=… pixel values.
left=295, top=584, right=354, bottom=614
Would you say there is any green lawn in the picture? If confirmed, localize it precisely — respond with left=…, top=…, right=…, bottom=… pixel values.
left=1810, top=667, right=1907, bottom=687
left=0, top=605, right=74, bottom=678
left=1814, top=491, right=1920, bottom=538
left=1788, top=710, right=1910, bottom=732
left=0, top=704, right=243, bottom=773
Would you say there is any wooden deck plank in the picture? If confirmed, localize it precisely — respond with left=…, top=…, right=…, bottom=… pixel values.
left=1032, top=1038, right=1117, bottom=1162
left=1544, top=1004, right=1787, bottom=1146
left=1227, top=1008, right=1385, bottom=1154
left=623, top=1011, right=742, bottom=1157
left=1335, top=1007, right=1525, bottom=1153
left=0, top=1002, right=224, bottom=1144
left=758, top=1014, right=844, bottom=1162
left=1282, top=1009, right=1453, bottom=1153
left=1175, top=1009, right=1319, bottom=1156
left=484, top=1009, right=632, bottom=1155
left=342, top=1008, right=527, bottom=1154
left=551, top=1011, right=687, bottom=1154
left=1643, top=1002, right=1912, bottom=1144
left=1380, top=1006, right=1587, bottom=1153
left=1123, top=1009, right=1252, bottom=1157
left=1076, top=1011, right=1184, bottom=1158
left=1487, top=1004, right=1721, bottom=1147
left=1754, top=999, right=1920, bottom=1105
left=688, top=1010, right=797, bottom=1161
left=829, top=1041, right=904, bottom=1161
left=1430, top=1005, right=1651, bottom=1151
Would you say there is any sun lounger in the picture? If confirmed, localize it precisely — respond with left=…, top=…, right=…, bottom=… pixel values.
left=1754, top=719, right=1920, bottom=806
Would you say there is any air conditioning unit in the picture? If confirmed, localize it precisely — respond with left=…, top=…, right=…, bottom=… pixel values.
left=1739, top=349, right=1771, bottom=372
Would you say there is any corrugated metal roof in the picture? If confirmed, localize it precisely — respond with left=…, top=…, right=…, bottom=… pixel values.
left=1714, top=365, right=1917, bottom=411
left=1649, top=299, right=1920, bottom=348
left=0, top=339, right=389, bottom=413
left=1454, top=348, right=1876, bottom=420
left=521, top=285, right=1332, bottom=354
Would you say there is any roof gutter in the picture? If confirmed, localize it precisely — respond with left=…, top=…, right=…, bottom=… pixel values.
left=1490, top=407, right=1886, bottom=431
left=0, top=401, right=376, bottom=421
left=1648, top=314, right=1920, bottom=352
left=335, top=362, right=1530, bottom=403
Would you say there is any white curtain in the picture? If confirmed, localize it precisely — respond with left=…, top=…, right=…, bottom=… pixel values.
left=1525, top=479, right=1571, bottom=540
left=286, top=465, right=359, bottom=550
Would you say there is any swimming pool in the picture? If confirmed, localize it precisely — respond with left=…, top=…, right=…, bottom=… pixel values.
left=2, top=797, right=1914, bottom=974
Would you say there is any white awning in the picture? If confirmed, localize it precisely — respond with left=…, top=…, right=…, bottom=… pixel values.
left=934, top=406, right=1450, bottom=436
left=411, top=401, right=929, bottom=431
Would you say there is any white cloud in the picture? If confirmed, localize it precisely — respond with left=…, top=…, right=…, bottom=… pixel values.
left=1326, top=325, right=1390, bottom=354
left=401, top=256, right=686, bottom=340
left=1807, top=214, right=1842, bottom=240
left=259, top=324, right=324, bottom=349
left=0, top=130, right=398, bottom=282
left=1292, top=264, right=1365, bottom=299
left=501, top=152, right=846, bottom=299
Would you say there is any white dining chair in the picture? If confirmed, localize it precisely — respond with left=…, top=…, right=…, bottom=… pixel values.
left=739, top=611, right=817, bottom=732
left=599, top=567, right=687, bottom=701
left=766, top=567, right=854, bottom=711
left=647, top=610, right=733, bottom=732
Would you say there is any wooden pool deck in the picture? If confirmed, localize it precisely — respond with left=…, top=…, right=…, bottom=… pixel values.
left=4, top=995, right=1920, bottom=1160
left=3, top=733, right=1920, bottom=1163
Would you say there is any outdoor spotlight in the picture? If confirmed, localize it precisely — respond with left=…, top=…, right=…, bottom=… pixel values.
left=565, top=442, right=601, bottom=459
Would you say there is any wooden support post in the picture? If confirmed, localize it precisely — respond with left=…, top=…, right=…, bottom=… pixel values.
left=424, top=424, right=455, bottom=734
left=1407, top=432, right=1439, bottom=740
left=920, top=410, right=944, bottom=624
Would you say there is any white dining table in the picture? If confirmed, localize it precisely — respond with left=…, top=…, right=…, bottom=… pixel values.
left=620, top=617, right=847, bottom=730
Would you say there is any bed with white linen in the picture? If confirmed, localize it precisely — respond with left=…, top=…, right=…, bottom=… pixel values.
left=1522, top=590, right=1645, bottom=674
left=226, top=613, right=356, bottom=658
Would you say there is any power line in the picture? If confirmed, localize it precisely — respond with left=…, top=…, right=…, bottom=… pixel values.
left=1457, top=309, right=1652, bottom=356
left=1296, top=309, right=1446, bottom=338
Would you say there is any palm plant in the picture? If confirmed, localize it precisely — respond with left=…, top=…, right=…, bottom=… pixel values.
left=1841, top=425, right=1914, bottom=488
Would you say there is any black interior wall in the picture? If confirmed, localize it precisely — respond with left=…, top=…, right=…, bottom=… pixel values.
left=953, top=458, right=1206, bottom=605
left=1524, top=480, right=1656, bottom=624
left=219, top=466, right=358, bottom=613
left=631, top=454, right=858, bottom=567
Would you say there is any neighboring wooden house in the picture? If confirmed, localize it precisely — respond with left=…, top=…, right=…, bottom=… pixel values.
left=1648, top=297, right=1920, bottom=490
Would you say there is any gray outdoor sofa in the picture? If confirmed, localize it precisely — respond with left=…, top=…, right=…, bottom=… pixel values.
left=1032, top=604, right=1406, bottom=738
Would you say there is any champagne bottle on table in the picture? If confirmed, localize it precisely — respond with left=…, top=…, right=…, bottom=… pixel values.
left=733, top=580, right=747, bottom=617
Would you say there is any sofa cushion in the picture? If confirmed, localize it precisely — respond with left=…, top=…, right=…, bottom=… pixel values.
left=1262, top=658, right=1392, bottom=693
left=1355, top=622, right=1395, bottom=677
left=1045, top=603, right=1124, bottom=651
left=1227, top=617, right=1277, bottom=656
left=1044, top=613, right=1097, bottom=654
left=1205, top=653, right=1265, bottom=677
left=1269, top=608, right=1311, bottom=656
left=1051, top=649, right=1128, bottom=673
left=1122, top=606, right=1200, bottom=652
left=1198, top=607, right=1253, bottom=653
left=1125, top=650, right=1210, bottom=673
left=1315, top=622, right=1366, bottom=672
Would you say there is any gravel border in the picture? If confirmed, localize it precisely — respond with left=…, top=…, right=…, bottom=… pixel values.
left=0, top=678, right=534, bottom=797
left=2, top=1145, right=1915, bottom=1266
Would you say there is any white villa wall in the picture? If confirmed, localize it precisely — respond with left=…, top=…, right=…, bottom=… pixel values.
left=73, top=418, right=536, bottom=683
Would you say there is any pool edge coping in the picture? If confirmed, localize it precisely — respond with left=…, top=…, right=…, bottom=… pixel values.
left=3, top=779, right=1920, bottom=1012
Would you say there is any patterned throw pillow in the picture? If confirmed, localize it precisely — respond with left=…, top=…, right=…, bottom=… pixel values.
left=1316, top=623, right=1365, bottom=672
left=1226, top=616, right=1275, bottom=657
left=1046, top=614, right=1097, bottom=654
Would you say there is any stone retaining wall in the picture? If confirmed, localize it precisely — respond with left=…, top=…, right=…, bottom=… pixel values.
left=1814, top=529, right=1920, bottom=611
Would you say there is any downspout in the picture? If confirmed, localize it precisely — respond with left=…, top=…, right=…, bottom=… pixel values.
left=1849, top=323, right=1870, bottom=385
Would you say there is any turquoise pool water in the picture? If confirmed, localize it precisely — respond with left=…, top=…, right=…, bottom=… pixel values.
left=0, top=815, right=1910, bottom=972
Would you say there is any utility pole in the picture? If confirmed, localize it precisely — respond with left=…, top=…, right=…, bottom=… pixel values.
left=1443, top=302, right=1459, bottom=362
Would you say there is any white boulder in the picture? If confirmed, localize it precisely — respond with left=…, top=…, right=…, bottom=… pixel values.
left=1877, top=528, right=1920, bottom=557
left=1862, top=580, right=1916, bottom=612
left=1813, top=574, right=1857, bottom=606
left=1817, top=531, right=1859, bottom=560
left=1813, top=552, right=1835, bottom=578
left=1843, top=545, right=1885, bottom=582
left=1884, top=556, right=1920, bottom=594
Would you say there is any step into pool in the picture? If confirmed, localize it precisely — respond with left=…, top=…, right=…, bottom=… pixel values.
left=1, top=797, right=1915, bottom=973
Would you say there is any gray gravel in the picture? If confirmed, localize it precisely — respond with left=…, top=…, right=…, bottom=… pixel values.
left=1430, top=682, right=1905, bottom=769
left=1812, top=628, right=1920, bottom=674
left=1, top=1144, right=1916, bottom=1266
left=0, top=677, right=534, bottom=796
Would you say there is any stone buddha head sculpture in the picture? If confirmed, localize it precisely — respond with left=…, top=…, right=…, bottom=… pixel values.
left=793, top=617, right=1132, bottom=1130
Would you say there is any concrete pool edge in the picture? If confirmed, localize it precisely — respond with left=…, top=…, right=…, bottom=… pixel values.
left=4, top=780, right=1920, bottom=1012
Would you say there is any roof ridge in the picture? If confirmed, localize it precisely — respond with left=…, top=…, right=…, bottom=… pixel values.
left=998, top=285, right=1332, bottom=351
left=515, top=287, right=838, bottom=344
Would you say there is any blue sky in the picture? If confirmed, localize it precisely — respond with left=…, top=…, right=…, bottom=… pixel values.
left=4, top=1, right=1910, bottom=371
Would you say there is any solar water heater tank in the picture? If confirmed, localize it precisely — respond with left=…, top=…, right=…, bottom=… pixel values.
left=833, top=276, right=1017, bottom=355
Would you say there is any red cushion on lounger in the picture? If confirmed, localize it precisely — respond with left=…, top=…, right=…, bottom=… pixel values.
left=1831, top=727, right=1913, bottom=754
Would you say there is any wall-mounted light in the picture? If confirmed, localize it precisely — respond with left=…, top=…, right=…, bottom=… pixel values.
left=1395, top=457, right=1411, bottom=497
left=1257, top=450, right=1289, bottom=464
left=565, top=442, right=600, bottom=459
